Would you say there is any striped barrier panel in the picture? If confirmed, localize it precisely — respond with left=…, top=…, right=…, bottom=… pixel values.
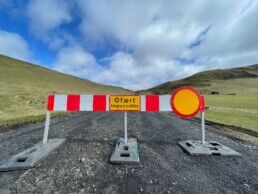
left=46, top=94, right=173, bottom=112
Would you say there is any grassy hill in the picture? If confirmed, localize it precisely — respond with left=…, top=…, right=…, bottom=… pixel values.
left=139, top=64, right=258, bottom=133
left=140, top=64, right=258, bottom=94
left=0, top=54, right=131, bottom=126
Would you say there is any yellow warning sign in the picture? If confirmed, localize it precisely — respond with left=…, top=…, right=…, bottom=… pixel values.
left=109, top=95, right=141, bottom=111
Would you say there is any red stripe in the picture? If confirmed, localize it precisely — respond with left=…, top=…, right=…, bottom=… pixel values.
left=67, top=95, right=80, bottom=111
left=93, top=95, right=106, bottom=111
left=200, top=95, right=205, bottom=112
left=146, top=95, right=159, bottom=112
left=47, top=95, right=55, bottom=111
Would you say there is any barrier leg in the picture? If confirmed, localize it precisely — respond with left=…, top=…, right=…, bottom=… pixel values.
left=43, top=111, right=51, bottom=144
left=124, top=111, right=128, bottom=144
left=201, top=111, right=205, bottom=145
left=0, top=110, right=65, bottom=171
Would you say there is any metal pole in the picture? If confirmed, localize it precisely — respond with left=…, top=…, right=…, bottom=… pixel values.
left=201, top=111, right=205, bottom=145
left=43, top=111, right=51, bottom=144
left=124, top=111, right=128, bottom=144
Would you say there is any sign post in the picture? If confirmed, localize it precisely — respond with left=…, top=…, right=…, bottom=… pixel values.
left=201, top=111, right=205, bottom=145
left=110, top=95, right=140, bottom=163
left=200, top=95, right=206, bottom=145
left=124, top=111, right=128, bottom=144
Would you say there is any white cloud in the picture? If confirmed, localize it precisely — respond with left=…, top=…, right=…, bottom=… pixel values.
left=27, top=0, right=72, bottom=37
left=0, top=30, right=30, bottom=61
left=73, top=0, right=258, bottom=90
left=53, top=48, right=201, bottom=90
left=26, top=0, right=73, bottom=49
left=78, top=0, right=160, bottom=47
left=53, top=46, right=101, bottom=78
left=96, top=52, right=202, bottom=90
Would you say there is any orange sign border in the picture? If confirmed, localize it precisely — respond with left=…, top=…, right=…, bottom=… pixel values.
left=171, top=86, right=201, bottom=118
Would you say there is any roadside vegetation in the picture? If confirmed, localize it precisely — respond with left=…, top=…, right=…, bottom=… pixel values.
left=204, top=78, right=258, bottom=132
left=0, top=54, right=131, bottom=127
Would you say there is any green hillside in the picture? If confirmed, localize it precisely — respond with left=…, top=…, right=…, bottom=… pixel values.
left=140, top=64, right=258, bottom=94
left=140, top=64, right=258, bottom=133
left=0, top=54, right=131, bottom=126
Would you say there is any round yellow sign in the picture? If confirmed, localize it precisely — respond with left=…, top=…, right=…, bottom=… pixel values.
left=171, top=86, right=201, bottom=118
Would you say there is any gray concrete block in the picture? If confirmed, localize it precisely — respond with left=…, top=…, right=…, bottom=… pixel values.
left=0, top=138, right=65, bottom=172
left=110, top=138, right=140, bottom=163
left=178, top=140, right=241, bottom=156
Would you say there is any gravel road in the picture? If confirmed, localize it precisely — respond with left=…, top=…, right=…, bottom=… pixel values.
left=0, top=112, right=257, bottom=193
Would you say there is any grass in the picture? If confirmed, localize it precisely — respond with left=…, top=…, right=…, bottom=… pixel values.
left=204, top=78, right=258, bottom=132
left=205, top=95, right=258, bottom=132
left=0, top=54, right=132, bottom=127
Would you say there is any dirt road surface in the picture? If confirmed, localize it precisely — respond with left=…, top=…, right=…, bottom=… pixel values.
left=0, top=112, right=257, bottom=193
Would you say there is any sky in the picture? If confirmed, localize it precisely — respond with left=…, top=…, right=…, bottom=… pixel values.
left=0, top=0, right=258, bottom=90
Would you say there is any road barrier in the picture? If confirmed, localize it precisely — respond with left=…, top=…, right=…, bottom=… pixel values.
left=46, top=94, right=172, bottom=112
left=0, top=86, right=240, bottom=171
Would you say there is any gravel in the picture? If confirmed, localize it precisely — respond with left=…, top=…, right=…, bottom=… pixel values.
left=0, top=112, right=257, bottom=193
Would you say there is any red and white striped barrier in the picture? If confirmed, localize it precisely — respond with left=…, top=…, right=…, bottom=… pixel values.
left=47, top=94, right=172, bottom=112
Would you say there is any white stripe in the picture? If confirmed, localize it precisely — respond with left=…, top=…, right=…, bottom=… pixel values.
left=54, top=95, right=67, bottom=111
left=80, top=95, right=93, bottom=111
left=106, top=95, right=109, bottom=111
left=159, top=95, right=172, bottom=111
left=140, top=95, right=146, bottom=111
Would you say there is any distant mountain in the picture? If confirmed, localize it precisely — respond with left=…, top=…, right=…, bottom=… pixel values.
left=139, top=64, right=258, bottom=94
left=0, top=54, right=131, bottom=126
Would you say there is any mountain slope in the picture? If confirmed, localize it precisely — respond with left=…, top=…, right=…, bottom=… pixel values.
left=0, top=54, right=131, bottom=126
left=140, top=64, right=258, bottom=94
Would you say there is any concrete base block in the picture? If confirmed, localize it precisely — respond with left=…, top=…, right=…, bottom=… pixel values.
left=178, top=140, right=241, bottom=156
left=110, top=138, right=140, bottom=163
left=0, top=138, right=65, bottom=172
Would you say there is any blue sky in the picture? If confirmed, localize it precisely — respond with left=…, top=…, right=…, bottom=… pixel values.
left=0, top=0, right=258, bottom=90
